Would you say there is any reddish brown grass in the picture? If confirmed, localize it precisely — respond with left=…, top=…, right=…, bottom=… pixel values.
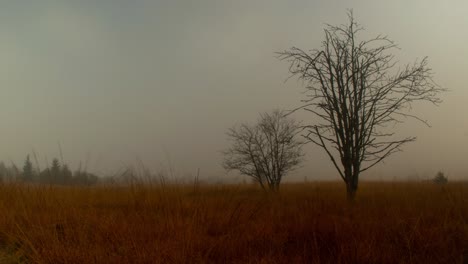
left=0, top=182, right=467, bottom=263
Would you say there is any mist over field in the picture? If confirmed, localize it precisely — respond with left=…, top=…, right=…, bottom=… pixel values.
left=2, top=2, right=468, bottom=263
left=0, top=0, right=467, bottom=181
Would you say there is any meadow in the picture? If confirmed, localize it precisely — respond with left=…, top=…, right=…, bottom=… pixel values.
left=0, top=181, right=467, bottom=263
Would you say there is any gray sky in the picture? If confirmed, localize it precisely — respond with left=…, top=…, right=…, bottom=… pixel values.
left=1, top=0, right=467, bottom=181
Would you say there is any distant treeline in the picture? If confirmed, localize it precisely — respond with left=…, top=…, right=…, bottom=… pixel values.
left=0, top=155, right=98, bottom=186
left=0, top=155, right=178, bottom=186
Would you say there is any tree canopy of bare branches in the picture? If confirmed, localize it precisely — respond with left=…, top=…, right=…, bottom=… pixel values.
left=278, top=11, right=444, bottom=200
left=223, top=109, right=304, bottom=192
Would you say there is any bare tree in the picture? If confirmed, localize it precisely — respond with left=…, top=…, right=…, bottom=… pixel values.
left=223, top=109, right=304, bottom=192
left=278, top=11, right=444, bottom=200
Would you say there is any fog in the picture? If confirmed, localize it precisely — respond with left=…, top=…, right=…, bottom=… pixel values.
left=0, top=0, right=466, bottom=181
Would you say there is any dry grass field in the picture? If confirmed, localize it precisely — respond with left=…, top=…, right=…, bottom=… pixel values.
left=0, top=181, right=467, bottom=263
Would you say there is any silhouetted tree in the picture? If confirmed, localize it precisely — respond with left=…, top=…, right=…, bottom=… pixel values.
left=73, top=170, right=98, bottom=186
left=0, top=162, right=6, bottom=183
left=0, top=162, right=19, bottom=183
left=433, top=171, right=448, bottom=185
left=50, top=158, right=61, bottom=184
left=278, top=11, right=444, bottom=201
left=22, top=155, right=35, bottom=182
left=39, top=168, right=51, bottom=184
left=61, top=164, right=73, bottom=184
left=223, top=109, right=304, bottom=192
left=10, top=163, right=20, bottom=182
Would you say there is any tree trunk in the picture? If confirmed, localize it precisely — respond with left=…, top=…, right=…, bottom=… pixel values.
left=346, top=181, right=357, bottom=201
left=343, top=159, right=357, bottom=202
left=346, top=171, right=359, bottom=202
left=270, top=181, right=280, bottom=192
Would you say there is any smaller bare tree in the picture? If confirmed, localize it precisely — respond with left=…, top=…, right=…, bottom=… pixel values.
left=223, top=109, right=304, bottom=192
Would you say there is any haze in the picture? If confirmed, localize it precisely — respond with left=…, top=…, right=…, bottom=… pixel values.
left=1, top=0, right=466, bottom=181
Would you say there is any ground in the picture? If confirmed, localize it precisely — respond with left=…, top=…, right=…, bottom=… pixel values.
left=0, top=182, right=466, bottom=263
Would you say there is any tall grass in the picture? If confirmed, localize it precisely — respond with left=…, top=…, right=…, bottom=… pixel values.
left=0, top=181, right=466, bottom=263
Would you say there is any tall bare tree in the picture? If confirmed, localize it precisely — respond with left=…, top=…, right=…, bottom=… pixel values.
left=223, top=109, right=304, bottom=192
left=278, top=11, right=444, bottom=200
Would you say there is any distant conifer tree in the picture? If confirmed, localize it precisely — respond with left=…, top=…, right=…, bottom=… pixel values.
left=61, top=164, right=73, bottom=184
left=22, top=155, right=34, bottom=182
left=50, top=158, right=61, bottom=184
left=433, top=171, right=448, bottom=185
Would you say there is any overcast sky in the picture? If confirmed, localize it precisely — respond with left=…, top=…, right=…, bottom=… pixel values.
left=0, top=0, right=467, bottom=181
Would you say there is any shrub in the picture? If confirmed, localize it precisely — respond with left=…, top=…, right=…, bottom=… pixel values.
left=433, top=171, right=448, bottom=185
